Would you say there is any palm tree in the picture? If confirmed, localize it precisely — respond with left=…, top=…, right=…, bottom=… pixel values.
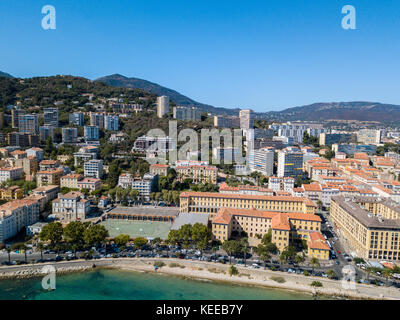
left=5, top=247, right=11, bottom=264
left=365, top=266, right=373, bottom=282
left=382, top=268, right=393, bottom=287
left=295, top=254, right=305, bottom=266
left=240, top=238, right=249, bottom=267
left=309, top=257, right=320, bottom=275
left=37, top=242, right=45, bottom=261
left=260, top=251, right=271, bottom=269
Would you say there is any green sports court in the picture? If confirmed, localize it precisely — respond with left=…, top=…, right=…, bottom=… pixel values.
left=100, top=219, right=172, bottom=239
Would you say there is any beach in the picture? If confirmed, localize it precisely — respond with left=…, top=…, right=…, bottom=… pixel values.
left=0, top=258, right=398, bottom=300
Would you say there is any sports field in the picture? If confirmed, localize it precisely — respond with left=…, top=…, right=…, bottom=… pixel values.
left=100, top=219, right=172, bottom=239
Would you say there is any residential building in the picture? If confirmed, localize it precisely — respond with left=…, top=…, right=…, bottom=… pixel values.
left=90, top=112, right=104, bottom=128
left=239, top=109, right=254, bottom=130
left=0, top=186, right=23, bottom=200
left=331, top=196, right=400, bottom=261
left=52, top=191, right=90, bottom=222
left=43, top=108, right=59, bottom=127
left=149, top=164, right=169, bottom=177
left=36, top=168, right=64, bottom=187
left=84, top=126, right=100, bottom=141
left=248, top=147, right=274, bottom=176
left=176, top=165, right=218, bottom=184
left=332, top=144, right=377, bottom=156
left=0, top=167, right=23, bottom=183
left=8, top=132, right=40, bottom=148
left=268, top=177, right=295, bottom=192
left=104, top=114, right=119, bottom=131
left=213, top=115, right=240, bottom=128
left=157, top=96, right=169, bottom=118
left=84, top=159, right=103, bottom=179
left=73, top=146, right=98, bottom=166
left=0, top=199, right=40, bottom=243
left=357, top=129, right=383, bottom=145
left=173, top=106, right=201, bottom=121
left=319, top=133, right=353, bottom=146
left=18, top=114, right=38, bottom=134
left=180, top=192, right=316, bottom=218
left=131, top=173, right=158, bottom=200
left=60, top=174, right=84, bottom=189
left=39, top=125, right=54, bottom=143
left=211, top=207, right=328, bottom=258
left=212, top=147, right=241, bottom=164
left=277, top=147, right=303, bottom=178
left=219, top=183, right=274, bottom=196
left=69, top=112, right=85, bottom=126
left=11, top=108, right=25, bottom=129
left=62, top=127, right=78, bottom=144
left=39, top=160, right=59, bottom=171
left=26, top=147, right=44, bottom=162
left=270, top=122, right=325, bottom=143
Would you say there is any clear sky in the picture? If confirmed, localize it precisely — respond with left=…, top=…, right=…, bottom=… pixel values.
left=0, top=0, right=399, bottom=112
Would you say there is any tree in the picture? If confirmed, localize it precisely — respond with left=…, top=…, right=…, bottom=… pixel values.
left=382, top=268, right=393, bottom=286
left=326, top=269, right=336, bottom=279
left=228, top=265, right=239, bottom=277
left=39, top=222, right=63, bottom=246
left=64, top=221, right=87, bottom=245
left=5, top=247, right=11, bottom=263
left=11, top=243, right=28, bottom=263
left=295, top=254, right=305, bottom=266
left=309, top=257, right=320, bottom=275
left=114, top=234, right=130, bottom=249
left=133, top=237, right=148, bottom=249
left=167, top=230, right=181, bottom=246
left=191, top=223, right=211, bottom=250
left=83, top=224, right=109, bottom=247
left=254, top=244, right=271, bottom=269
left=240, top=238, right=249, bottom=266
left=221, top=240, right=235, bottom=264
left=261, top=229, right=272, bottom=245
left=37, top=242, right=46, bottom=261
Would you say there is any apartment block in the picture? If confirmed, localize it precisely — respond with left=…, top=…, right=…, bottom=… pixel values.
left=84, top=159, right=103, bottom=179
left=52, top=191, right=90, bottom=222
left=180, top=192, right=316, bottom=218
left=331, top=196, right=400, bottom=261
left=0, top=199, right=40, bottom=243
left=62, top=127, right=78, bottom=144
left=176, top=165, right=217, bottom=184
left=211, top=207, right=328, bottom=259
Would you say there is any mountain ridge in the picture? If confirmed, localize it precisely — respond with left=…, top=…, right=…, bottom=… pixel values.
left=95, top=74, right=240, bottom=116
left=0, top=71, right=13, bottom=78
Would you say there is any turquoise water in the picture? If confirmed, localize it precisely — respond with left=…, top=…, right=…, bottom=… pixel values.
left=0, top=269, right=314, bottom=300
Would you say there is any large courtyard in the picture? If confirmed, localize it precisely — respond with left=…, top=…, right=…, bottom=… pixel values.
left=100, top=219, right=172, bottom=239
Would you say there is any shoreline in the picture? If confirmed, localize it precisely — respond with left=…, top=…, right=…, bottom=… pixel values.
left=0, top=258, right=398, bottom=300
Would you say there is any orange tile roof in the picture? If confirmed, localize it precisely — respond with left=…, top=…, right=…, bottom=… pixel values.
left=271, top=212, right=290, bottom=230
left=150, top=164, right=169, bottom=168
left=180, top=191, right=317, bottom=206
left=354, top=153, right=370, bottom=160
left=303, top=183, right=322, bottom=192
left=308, top=232, right=330, bottom=251
left=211, top=208, right=322, bottom=225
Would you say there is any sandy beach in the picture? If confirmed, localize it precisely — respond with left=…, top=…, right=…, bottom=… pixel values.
left=0, top=258, right=399, bottom=300
left=109, top=258, right=400, bottom=300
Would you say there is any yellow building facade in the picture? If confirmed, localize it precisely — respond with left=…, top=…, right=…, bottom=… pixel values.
left=180, top=192, right=316, bottom=219
left=331, top=196, right=400, bottom=261
left=211, top=207, right=327, bottom=257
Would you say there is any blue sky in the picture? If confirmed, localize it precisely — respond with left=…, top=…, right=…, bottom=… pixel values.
left=0, top=0, right=399, bottom=112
